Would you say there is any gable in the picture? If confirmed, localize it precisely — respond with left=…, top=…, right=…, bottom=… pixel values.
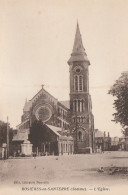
left=23, top=87, right=58, bottom=112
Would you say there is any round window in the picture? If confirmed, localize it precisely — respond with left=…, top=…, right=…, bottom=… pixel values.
left=76, top=68, right=81, bottom=73
left=35, top=106, right=52, bottom=122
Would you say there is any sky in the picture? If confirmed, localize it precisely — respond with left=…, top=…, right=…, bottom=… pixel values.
left=0, top=0, right=128, bottom=137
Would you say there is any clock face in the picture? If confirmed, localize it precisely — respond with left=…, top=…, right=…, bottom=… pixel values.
left=35, top=105, right=52, bottom=122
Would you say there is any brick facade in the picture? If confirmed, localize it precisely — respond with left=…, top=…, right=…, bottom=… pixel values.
left=68, top=23, right=94, bottom=153
left=12, top=22, right=94, bottom=155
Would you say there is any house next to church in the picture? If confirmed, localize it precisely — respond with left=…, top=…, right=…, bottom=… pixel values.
left=12, top=22, right=95, bottom=156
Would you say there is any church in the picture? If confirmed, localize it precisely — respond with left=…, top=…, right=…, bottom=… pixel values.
left=12, top=22, right=95, bottom=155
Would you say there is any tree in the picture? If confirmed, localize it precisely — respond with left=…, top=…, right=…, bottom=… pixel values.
left=29, top=120, right=48, bottom=150
left=0, top=120, right=13, bottom=147
left=0, top=121, right=7, bottom=147
left=108, top=72, right=128, bottom=135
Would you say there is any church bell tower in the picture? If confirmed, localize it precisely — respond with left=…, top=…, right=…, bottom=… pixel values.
left=68, top=22, right=94, bottom=153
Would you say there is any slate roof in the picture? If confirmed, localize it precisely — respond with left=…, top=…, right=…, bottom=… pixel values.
left=46, top=124, right=61, bottom=137
left=68, top=22, right=90, bottom=64
left=59, top=100, right=70, bottom=109
left=46, top=124, right=73, bottom=140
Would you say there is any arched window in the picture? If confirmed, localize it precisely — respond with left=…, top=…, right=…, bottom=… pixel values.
left=74, top=75, right=78, bottom=91
left=73, top=99, right=85, bottom=113
left=74, top=75, right=83, bottom=92
left=74, top=100, right=77, bottom=112
left=78, top=131, right=82, bottom=141
left=79, top=75, right=83, bottom=91
left=78, top=100, right=80, bottom=112
left=81, top=99, right=84, bottom=112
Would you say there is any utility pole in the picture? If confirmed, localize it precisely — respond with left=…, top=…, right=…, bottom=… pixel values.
left=7, top=116, right=9, bottom=158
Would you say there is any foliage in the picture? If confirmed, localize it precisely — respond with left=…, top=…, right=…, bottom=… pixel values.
left=0, top=121, right=7, bottom=147
left=108, top=72, right=128, bottom=135
left=29, top=120, right=50, bottom=148
left=0, top=120, right=13, bottom=147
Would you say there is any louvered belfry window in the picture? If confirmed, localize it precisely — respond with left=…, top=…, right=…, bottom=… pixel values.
left=74, top=75, right=83, bottom=91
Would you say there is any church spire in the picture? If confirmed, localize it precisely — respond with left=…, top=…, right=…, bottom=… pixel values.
left=72, top=21, right=85, bottom=54
left=68, top=22, right=90, bottom=65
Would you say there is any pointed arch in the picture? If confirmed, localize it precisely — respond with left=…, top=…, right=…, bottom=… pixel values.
left=78, top=131, right=82, bottom=141
left=74, top=75, right=78, bottom=91
left=78, top=100, right=80, bottom=112
left=81, top=99, right=84, bottom=112
left=74, top=99, right=77, bottom=112
left=79, top=75, right=83, bottom=91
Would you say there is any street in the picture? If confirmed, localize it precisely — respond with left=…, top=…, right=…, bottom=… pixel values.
left=0, top=151, right=128, bottom=188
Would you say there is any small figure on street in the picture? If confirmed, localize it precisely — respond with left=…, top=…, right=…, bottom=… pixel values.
left=97, top=167, right=104, bottom=173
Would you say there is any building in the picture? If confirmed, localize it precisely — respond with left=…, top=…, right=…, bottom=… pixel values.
left=12, top=22, right=94, bottom=155
left=68, top=22, right=94, bottom=153
left=110, top=137, right=120, bottom=151
left=119, top=136, right=128, bottom=151
left=12, top=87, right=74, bottom=156
left=119, top=136, right=125, bottom=151
left=94, top=129, right=111, bottom=152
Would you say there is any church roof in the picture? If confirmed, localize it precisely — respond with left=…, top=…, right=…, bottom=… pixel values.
left=46, top=124, right=61, bottom=137
left=23, top=86, right=58, bottom=112
left=23, top=84, right=70, bottom=113
left=46, top=124, right=73, bottom=140
left=68, top=22, right=90, bottom=64
left=59, top=100, right=70, bottom=109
